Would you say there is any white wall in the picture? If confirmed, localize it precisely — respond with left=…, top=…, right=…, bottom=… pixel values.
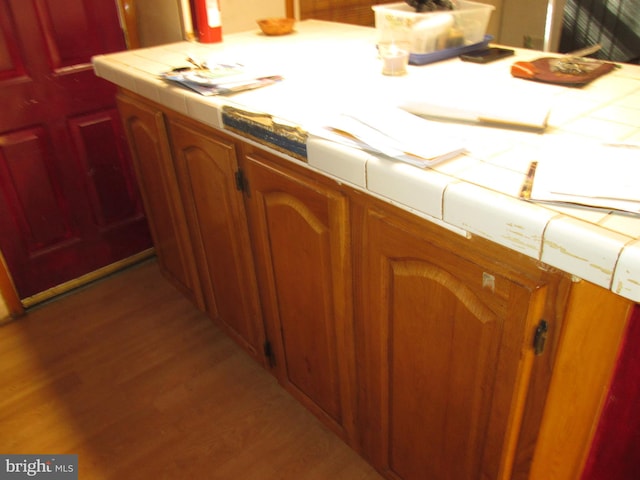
left=130, top=1, right=287, bottom=46
left=221, top=0, right=556, bottom=49
left=474, top=0, right=550, bottom=50
left=220, top=0, right=286, bottom=34
left=136, top=0, right=185, bottom=45
left=499, top=0, right=549, bottom=49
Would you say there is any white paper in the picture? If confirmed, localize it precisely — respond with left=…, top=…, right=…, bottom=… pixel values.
left=310, top=107, right=467, bottom=167
left=398, top=83, right=552, bottom=131
left=529, top=143, right=640, bottom=214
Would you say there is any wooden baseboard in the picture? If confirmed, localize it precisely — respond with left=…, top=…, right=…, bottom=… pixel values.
left=20, top=248, right=156, bottom=310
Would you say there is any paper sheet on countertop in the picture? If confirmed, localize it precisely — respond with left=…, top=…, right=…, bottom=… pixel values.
left=309, top=107, right=468, bottom=167
left=399, top=91, right=552, bottom=131
left=525, top=143, right=640, bottom=214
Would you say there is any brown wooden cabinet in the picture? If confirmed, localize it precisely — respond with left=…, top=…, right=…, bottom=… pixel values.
left=116, top=93, right=204, bottom=310
left=354, top=199, right=570, bottom=480
left=241, top=146, right=358, bottom=443
left=116, top=89, right=634, bottom=480
left=169, top=117, right=265, bottom=362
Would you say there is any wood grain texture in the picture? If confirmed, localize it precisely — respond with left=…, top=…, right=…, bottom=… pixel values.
left=115, top=0, right=141, bottom=49
left=0, top=1, right=151, bottom=299
left=170, top=117, right=265, bottom=363
left=117, top=93, right=204, bottom=311
left=528, top=279, right=632, bottom=480
left=0, top=260, right=382, bottom=480
left=242, top=147, right=358, bottom=447
left=357, top=205, right=554, bottom=480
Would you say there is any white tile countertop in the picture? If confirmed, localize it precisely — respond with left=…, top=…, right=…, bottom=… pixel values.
left=93, top=20, right=640, bottom=302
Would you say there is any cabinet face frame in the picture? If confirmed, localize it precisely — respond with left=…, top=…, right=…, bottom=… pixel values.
left=240, top=146, right=358, bottom=445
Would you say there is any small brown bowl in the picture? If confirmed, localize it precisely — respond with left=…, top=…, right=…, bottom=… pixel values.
left=257, top=17, right=295, bottom=36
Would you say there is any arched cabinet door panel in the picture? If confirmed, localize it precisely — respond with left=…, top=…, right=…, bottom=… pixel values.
left=117, top=93, right=203, bottom=310
left=170, top=117, right=265, bottom=361
left=242, top=147, right=357, bottom=444
left=357, top=205, right=562, bottom=480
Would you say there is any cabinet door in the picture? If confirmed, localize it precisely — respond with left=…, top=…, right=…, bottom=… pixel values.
left=170, top=118, right=264, bottom=360
left=358, top=206, right=552, bottom=480
left=243, top=149, right=356, bottom=442
left=116, top=93, right=203, bottom=309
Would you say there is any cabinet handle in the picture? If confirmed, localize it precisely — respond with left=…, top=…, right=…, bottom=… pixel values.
left=533, top=320, right=548, bottom=355
left=235, top=169, right=249, bottom=194
left=263, top=340, right=275, bottom=367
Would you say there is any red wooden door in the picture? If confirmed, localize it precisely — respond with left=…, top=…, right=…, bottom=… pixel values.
left=582, top=305, right=640, bottom=480
left=0, top=0, right=151, bottom=299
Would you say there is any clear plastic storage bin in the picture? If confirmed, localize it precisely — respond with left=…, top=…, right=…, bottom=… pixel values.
left=372, top=1, right=494, bottom=54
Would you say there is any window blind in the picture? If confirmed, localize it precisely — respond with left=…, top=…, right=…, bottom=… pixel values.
left=560, top=0, right=640, bottom=63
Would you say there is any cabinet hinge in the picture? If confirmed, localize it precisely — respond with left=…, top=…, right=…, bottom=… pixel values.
left=235, top=169, right=248, bottom=193
left=533, top=319, right=548, bottom=355
left=263, top=340, right=275, bottom=367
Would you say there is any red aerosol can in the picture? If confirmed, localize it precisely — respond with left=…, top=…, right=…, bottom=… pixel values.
left=194, top=0, right=222, bottom=43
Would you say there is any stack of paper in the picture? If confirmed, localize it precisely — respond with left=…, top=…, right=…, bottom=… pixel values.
left=523, top=143, right=640, bottom=214
left=311, top=107, right=467, bottom=167
left=161, top=63, right=282, bottom=96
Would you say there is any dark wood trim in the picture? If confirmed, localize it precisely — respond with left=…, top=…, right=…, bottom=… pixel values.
left=0, top=250, right=23, bottom=319
left=116, top=0, right=141, bottom=49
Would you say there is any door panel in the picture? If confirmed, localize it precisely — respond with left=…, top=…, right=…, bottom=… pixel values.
left=359, top=206, right=549, bottom=480
left=34, top=0, right=126, bottom=69
left=0, top=2, right=24, bottom=79
left=0, top=127, right=72, bottom=251
left=68, top=110, right=138, bottom=227
left=117, top=94, right=203, bottom=309
left=36, top=0, right=96, bottom=68
left=170, top=119, right=264, bottom=358
left=265, top=189, right=341, bottom=421
left=386, top=260, right=500, bottom=479
left=0, top=0, right=151, bottom=299
left=243, top=151, right=356, bottom=441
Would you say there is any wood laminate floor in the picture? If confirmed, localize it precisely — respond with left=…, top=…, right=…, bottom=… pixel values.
left=0, top=260, right=383, bottom=479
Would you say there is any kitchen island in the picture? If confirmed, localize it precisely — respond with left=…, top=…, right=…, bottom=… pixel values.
left=93, top=20, right=640, bottom=480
